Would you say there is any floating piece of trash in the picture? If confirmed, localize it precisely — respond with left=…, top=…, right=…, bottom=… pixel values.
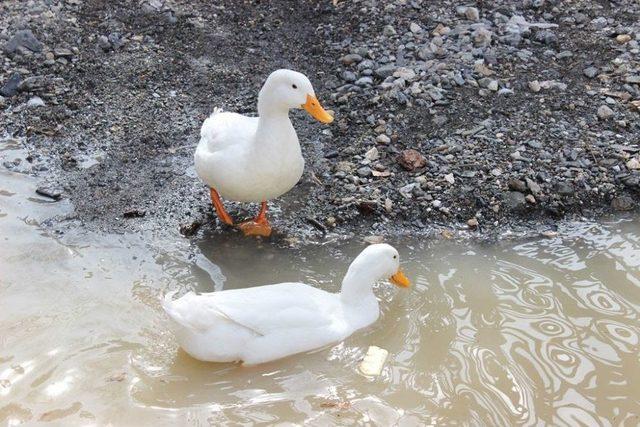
left=359, top=345, right=389, bottom=376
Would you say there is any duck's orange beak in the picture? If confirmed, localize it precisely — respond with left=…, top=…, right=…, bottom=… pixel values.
left=390, top=270, right=410, bottom=288
left=302, top=94, right=334, bottom=124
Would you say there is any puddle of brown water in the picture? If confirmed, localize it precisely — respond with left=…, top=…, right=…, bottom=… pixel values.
left=1, top=164, right=640, bottom=425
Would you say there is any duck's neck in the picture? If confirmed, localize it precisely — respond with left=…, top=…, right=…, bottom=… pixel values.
left=254, top=96, right=298, bottom=159
left=339, top=266, right=377, bottom=305
left=257, top=90, right=291, bottom=130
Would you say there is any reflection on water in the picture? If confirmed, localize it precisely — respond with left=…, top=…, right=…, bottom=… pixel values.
left=1, top=167, right=640, bottom=425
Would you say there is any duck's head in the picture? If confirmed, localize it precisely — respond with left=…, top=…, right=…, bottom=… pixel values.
left=259, top=69, right=334, bottom=124
left=352, top=243, right=411, bottom=288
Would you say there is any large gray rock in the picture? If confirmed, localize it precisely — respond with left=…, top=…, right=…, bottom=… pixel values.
left=375, top=64, right=397, bottom=78
left=555, top=182, right=574, bottom=196
left=611, top=196, right=634, bottom=211
left=503, top=191, right=527, bottom=210
left=4, top=30, right=43, bottom=53
left=0, top=74, right=21, bottom=97
left=597, top=105, right=614, bottom=120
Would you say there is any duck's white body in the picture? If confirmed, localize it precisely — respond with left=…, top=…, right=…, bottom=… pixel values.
left=194, top=69, right=332, bottom=204
left=163, top=244, right=409, bottom=365
left=163, top=282, right=377, bottom=365
left=194, top=111, right=303, bottom=202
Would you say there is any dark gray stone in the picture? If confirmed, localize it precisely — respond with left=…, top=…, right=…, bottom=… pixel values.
left=508, top=179, right=528, bottom=192
left=583, top=66, right=598, bottom=78
left=611, top=196, right=634, bottom=211
left=18, top=76, right=46, bottom=92
left=98, top=35, right=111, bottom=51
left=355, top=76, right=373, bottom=86
left=0, top=74, right=21, bottom=97
left=340, top=53, right=363, bottom=65
left=534, top=30, right=558, bottom=45
left=597, top=105, right=614, bottom=120
left=555, top=182, right=574, bottom=196
left=502, top=33, right=522, bottom=47
left=36, top=184, right=63, bottom=200
left=54, top=47, right=73, bottom=58
left=341, top=71, right=356, bottom=82
left=527, top=140, right=542, bottom=149
left=357, top=166, right=372, bottom=177
left=4, top=30, right=43, bottom=53
left=526, top=178, right=542, bottom=195
left=503, top=191, right=527, bottom=210
left=375, top=64, right=397, bottom=78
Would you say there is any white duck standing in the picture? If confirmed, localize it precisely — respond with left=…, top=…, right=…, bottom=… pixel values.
left=194, top=69, right=334, bottom=237
left=163, top=243, right=410, bottom=365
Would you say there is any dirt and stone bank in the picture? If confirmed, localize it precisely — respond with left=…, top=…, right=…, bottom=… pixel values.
left=1, top=0, right=639, bottom=242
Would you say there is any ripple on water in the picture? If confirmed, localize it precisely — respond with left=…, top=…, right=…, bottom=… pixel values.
left=573, top=281, right=634, bottom=318
left=2, top=170, right=640, bottom=426
left=595, top=319, right=640, bottom=353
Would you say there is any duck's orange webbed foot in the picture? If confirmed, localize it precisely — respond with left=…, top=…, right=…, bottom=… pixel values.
left=237, top=201, right=272, bottom=237
left=210, top=188, right=234, bottom=226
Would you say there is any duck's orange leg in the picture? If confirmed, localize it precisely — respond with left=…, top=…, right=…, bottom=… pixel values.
left=237, top=201, right=272, bottom=237
left=210, top=188, right=234, bottom=226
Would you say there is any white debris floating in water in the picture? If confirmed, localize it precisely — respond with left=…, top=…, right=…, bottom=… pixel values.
left=359, top=346, right=389, bottom=376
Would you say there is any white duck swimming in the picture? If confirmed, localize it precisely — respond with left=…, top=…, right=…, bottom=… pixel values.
left=194, top=69, right=334, bottom=237
left=162, top=243, right=410, bottom=365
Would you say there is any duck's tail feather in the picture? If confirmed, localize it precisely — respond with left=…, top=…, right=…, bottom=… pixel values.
left=162, top=290, right=192, bottom=329
left=162, top=289, right=179, bottom=307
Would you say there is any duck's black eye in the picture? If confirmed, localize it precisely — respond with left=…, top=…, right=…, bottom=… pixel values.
left=292, top=84, right=297, bottom=89
left=393, top=255, right=397, bottom=259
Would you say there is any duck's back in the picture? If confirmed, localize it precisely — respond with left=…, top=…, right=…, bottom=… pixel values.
left=163, top=283, right=349, bottom=363
left=199, top=110, right=258, bottom=153
left=194, top=111, right=258, bottom=192
left=167, top=283, right=340, bottom=335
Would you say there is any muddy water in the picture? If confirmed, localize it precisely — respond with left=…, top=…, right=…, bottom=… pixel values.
left=2, top=159, right=640, bottom=425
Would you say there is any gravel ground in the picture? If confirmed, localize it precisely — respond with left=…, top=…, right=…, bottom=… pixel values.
left=1, top=0, right=639, bottom=243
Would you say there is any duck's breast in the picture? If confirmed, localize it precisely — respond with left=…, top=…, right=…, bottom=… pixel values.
left=247, top=131, right=305, bottom=201
left=219, top=121, right=304, bottom=202
left=195, top=113, right=305, bottom=203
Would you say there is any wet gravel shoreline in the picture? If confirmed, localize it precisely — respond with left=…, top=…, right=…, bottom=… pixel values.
left=1, top=0, right=639, bottom=243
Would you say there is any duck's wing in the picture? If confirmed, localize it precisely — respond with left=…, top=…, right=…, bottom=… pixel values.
left=211, top=283, right=338, bottom=335
left=163, top=290, right=244, bottom=333
left=165, top=283, right=338, bottom=336
left=198, top=109, right=258, bottom=153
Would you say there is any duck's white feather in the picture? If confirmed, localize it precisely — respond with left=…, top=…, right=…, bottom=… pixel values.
left=194, top=109, right=303, bottom=203
left=199, top=110, right=257, bottom=154
left=164, top=283, right=337, bottom=336
left=162, top=244, right=404, bottom=365
left=194, top=69, right=323, bottom=204
left=163, top=283, right=351, bottom=365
